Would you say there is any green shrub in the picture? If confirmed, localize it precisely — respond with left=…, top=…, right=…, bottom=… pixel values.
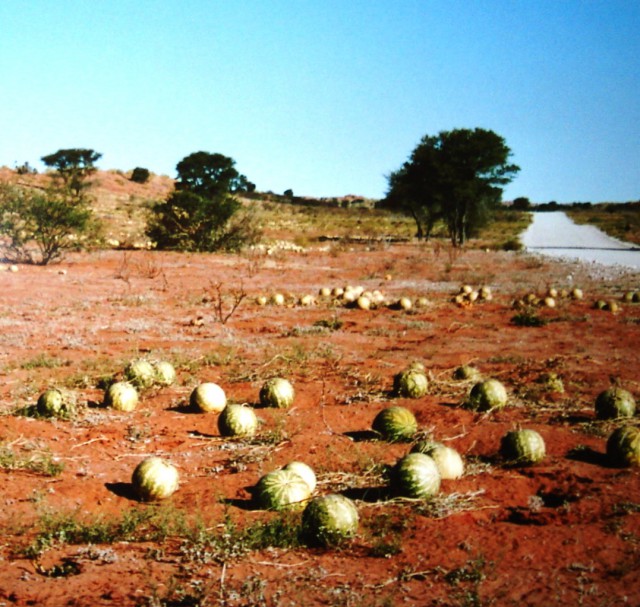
left=130, top=167, right=150, bottom=184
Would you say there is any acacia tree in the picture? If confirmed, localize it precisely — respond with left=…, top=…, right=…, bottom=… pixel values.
left=0, top=183, right=97, bottom=264
left=0, top=148, right=102, bottom=264
left=384, top=128, right=519, bottom=246
left=147, top=151, right=261, bottom=252
left=41, top=148, right=102, bottom=199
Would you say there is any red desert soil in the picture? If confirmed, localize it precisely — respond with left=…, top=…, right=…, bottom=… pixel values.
left=0, top=244, right=639, bottom=606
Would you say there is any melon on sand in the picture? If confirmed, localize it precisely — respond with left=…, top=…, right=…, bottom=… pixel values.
left=104, top=381, right=139, bottom=412
left=217, top=404, right=258, bottom=437
left=190, top=382, right=226, bottom=413
left=282, top=461, right=316, bottom=493
left=259, top=377, right=295, bottom=409
left=606, top=426, right=640, bottom=467
left=595, top=387, right=636, bottom=420
left=390, top=452, right=441, bottom=498
left=254, top=469, right=312, bottom=510
left=466, top=379, right=508, bottom=412
left=124, top=358, right=157, bottom=389
left=301, top=494, right=359, bottom=547
left=372, top=406, right=418, bottom=442
left=37, top=388, right=77, bottom=418
left=411, top=441, right=464, bottom=479
left=393, top=364, right=428, bottom=398
left=131, top=456, right=179, bottom=501
left=500, top=429, right=546, bottom=466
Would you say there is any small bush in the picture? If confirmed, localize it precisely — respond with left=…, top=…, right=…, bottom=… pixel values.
left=130, top=167, right=150, bottom=184
left=501, top=238, right=523, bottom=251
left=511, top=308, right=547, bottom=327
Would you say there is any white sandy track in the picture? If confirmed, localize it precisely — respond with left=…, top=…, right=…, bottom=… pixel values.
left=520, top=211, right=640, bottom=269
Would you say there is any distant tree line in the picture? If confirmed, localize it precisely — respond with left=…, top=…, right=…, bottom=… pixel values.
left=0, top=148, right=262, bottom=263
left=12, top=125, right=612, bottom=262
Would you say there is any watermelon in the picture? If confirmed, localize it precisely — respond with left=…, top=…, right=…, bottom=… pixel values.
left=595, top=387, right=636, bottom=420
left=190, top=382, right=226, bottom=413
left=254, top=469, right=312, bottom=510
left=302, top=494, right=359, bottom=546
left=124, top=359, right=156, bottom=389
left=411, top=441, right=464, bottom=479
left=500, top=429, right=546, bottom=465
left=372, top=406, right=418, bottom=442
left=467, top=379, right=508, bottom=411
left=259, top=377, right=295, bottom=409
left=131, top=456, right=179, bottom=501
left=105, top=381, right=139, bottom=412
left=394, top=366, right=428, bottom=399
left=153, top=360, right=176, bottom=386
left=606, top=426, right=640, bottom=467
left=453, top=365, right=481, bottom=381
left=37, top=388, right=76, bottom=418
left=282, top=461, right=316, bottom=493
left=217, top=404, right=258, bottom=437
left=390, top=453, right=441, bottom=498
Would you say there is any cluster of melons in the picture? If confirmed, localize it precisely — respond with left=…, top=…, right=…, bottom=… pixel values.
left=370, top=403, right=466, bottom=499
left=621, top=290, right=640, bottom=303
left=512, top=286, right=583, bottom=310
left=104, top=358, right=178, bottom=413
left=252, top=460, right=359, bottom=547
left=255, top=284, right=431, bottom=312
left=126, top=377, right=300, bottom=504
left=325, top=284, right=387, bottom=310
left=593, top=299, right=621, bottom=313
left=452, top=284, right=492, bottom=307
left=254, top=292, right=297, bottom=307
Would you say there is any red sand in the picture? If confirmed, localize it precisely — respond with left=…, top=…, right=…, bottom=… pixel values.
left=0, top=244, right=638, bottom=606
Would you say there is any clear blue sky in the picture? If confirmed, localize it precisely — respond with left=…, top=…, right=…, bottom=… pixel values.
left=1, top=1, right=638, bottom=202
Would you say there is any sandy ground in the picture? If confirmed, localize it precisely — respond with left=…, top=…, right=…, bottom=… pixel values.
left=0, top=244, right=639, bottom=606
left=521, top=212, right=640, bottom=270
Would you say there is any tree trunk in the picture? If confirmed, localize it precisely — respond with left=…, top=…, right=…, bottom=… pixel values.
left=410, top=209, right=424, bottom=239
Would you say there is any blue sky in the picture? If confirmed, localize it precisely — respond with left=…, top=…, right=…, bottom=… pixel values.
left=1, top=1, right=638, bottom=202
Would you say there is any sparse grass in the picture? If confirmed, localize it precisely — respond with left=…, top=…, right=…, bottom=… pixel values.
left=180, top=510, right=301, bottom=564
left=567, top=203, right=640, bottom=246
left=0, top=441, right=64, bottom=477
left=511, top=307, right=547, bottom=327
left=22, top=505, right=191, bottom=559
left=20, top=353, right=70, bottom=370
left=475, top=209, right=532, bottom=250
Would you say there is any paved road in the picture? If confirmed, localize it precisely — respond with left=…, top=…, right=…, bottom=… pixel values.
left=520, top=212, right=640, bottom=270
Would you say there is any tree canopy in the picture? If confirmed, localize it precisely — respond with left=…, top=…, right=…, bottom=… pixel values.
left=383, top=128, right=520, bottom=246
left=41, top=148, right=102, bottom=198
left=147, top=151, right=261, bottom=252
left=175, top=151, right=252, bottom=198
